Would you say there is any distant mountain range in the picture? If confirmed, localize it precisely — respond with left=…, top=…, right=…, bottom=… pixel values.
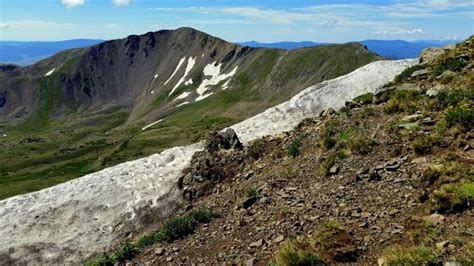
left=0, top=39, right=103, bottom=66
left=240, top=39, right=458, bottom=59
left=0, top=38, right=457, bottom=66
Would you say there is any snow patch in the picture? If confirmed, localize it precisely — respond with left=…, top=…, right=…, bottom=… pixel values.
left=44, top=68, right=56, bottom=77
left=231, top=59, right=417, bottom=142
left=154, top=74, right=158, bottom=79
left=195, top=63, right=238, bottom=101
left=176, top=101, right=189, bottom=107
left=0, top=143, right=202, bottom=264
left=174, top=91, right=191, bottom=101
left=195, top=92, right=213, bottom=102
left=169, top=57, right=196, bottom=96
left=164, top=57, right=186, bottom=85
left=184, top=79, right=193, bottom=86
left=0, top=59, right=416, bottom=264
left=142, top=119, right=163, bottom=131
left=150, top=90, right=155, bottom=94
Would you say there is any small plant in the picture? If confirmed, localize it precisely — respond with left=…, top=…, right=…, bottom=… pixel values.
left=273, top=239, right=325, bottom=266
left=319, top=149, right=345, bottom=175
left=280, top=168, right=299, bottom=179
left=436, top=89, right=464, bottom=107
left=381, top=245, right=440, bottom=265
left=273, top=207, right=291, bottom=220
left=320, top=120, right=339, bottom=150
left=434, top=57, right=467, bottom=76
left=339, top=106, right=352, bottom=117
left=383, top=89, right=421, bottom=114
left=412, top=135, right=436, bottom=155
left=86, top=209, right=221, bottom=265
left=433, top=182, right=474, bottom=213
left=244, top=187, right=258, bottom=199
left=248, top=139, right=266, bottom=160
left=394, top=64, right=425, bottom=83
left=360, top=106, right=375, bottom=118
left=353, top=92, right=374, bottom=105
left=288, top=138, right=302, bottom=157
left=444, top=106, right=474, bottom=131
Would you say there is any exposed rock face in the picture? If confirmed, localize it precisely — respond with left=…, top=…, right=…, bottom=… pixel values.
left=420, top=47, right=445, bottom=64
left=181, top=129, right=245, bottom=200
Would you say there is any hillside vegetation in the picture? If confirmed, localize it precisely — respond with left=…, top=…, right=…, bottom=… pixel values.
left=93, top=37, right=474, bottom=264
left=0, top=28, right=379, bottom=199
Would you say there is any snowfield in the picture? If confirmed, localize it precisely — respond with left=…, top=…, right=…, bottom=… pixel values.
left=232, top=59, right=416, bottom=142
left=0, top=59, right=416, bottom=264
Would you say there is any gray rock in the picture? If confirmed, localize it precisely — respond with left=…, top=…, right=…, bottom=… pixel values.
left=274, top=235, right=285, bottom=243
left=426, top=85, right=445, bottom=97
left=250, top=239, right=264, bottom=248
left=155, top=247, right=165, bottom=256
left=402, top=114, right=421, bottom=122
left=399, top=122, right=418, bottom=130
left=410, top=69, right=429, bottom=78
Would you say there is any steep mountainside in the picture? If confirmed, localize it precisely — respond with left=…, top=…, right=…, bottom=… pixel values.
left=0, top=58, right=412, bottom=264
left=110, top=37, right=470, bottom=265
left=0, top=27, right=380, bottom=199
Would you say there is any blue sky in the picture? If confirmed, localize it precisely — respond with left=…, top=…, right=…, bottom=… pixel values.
left=0, top=0, right=473, bottom=42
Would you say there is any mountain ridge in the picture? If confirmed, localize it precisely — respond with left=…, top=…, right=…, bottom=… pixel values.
left=0, top=27, right=380, bottom=199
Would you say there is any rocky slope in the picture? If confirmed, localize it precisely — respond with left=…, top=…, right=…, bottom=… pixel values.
left=0, top=58, right=413, bottom=263
left=99, top=38, right=471, bottom=265
left=0, top=27, right=380, bottom=199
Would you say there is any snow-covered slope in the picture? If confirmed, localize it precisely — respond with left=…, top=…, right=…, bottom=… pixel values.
left=233, top=59, right=416, bottom=142
left=0, top=59, right=416, bottom=264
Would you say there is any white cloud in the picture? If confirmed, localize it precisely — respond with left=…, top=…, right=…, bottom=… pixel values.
left=0, top=23, right=11, bottom=28
left=374, top=28, right=425, bottom=35
left=62, top=0, right=85, bottom=8
left=113, top=0, right=132, bottom=7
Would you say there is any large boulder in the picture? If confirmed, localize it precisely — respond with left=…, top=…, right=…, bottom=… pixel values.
left=419, top=48, right=445, bottom=64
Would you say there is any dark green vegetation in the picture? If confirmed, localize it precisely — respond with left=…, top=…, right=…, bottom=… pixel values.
left=86, top=209, right=221, bottom=265
left=0, top=28, right=380, bottom=199
left=273, top=220, right=357, bottom=265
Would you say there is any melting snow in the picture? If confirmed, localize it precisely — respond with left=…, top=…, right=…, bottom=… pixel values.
left=169, top=57, right=196, bottom=96
left=195, top=63, right=238, bottom=101
left=164, top=57, right=186, bottom=85
left=154, top=74, right=158, bottom=79
left=142, top=119, right=163, bottom=131
left=195, top=92, right=213, bottom=102
left=231, top=59, right=417, bottom=142
left=44, top=68, right=56, bottom=77
left=0, top=59, right=416, bottom=264
left=184, top=79, right=193, bottom=86
left=150, top=90, right=155, bottom=94
left=176, top=101, right=189, bottom=107
left=174, top=91, right=191, bottom=101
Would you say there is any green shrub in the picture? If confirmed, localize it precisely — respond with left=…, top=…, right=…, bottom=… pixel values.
left=382, top=245, right=440, bottom=265
left=353, top=92, right=374, bottom=105
left=445, top=106, right=474, bottom=130
left=86, top=209, right=221, bottom=265
left=288, top=138, right=302, bottom=157
left=434, top=57, right=468, bottom=76
left=433, top=182, right=474, bottom=213
left=412, top=135, right=437, bottom=155
left=339, top=106, right=352, bottom=117
left=383, top=89, right=421, bottom=114
left=394, top=64, right=425, bottom=83
left=436, top=89, right=464, bottom=107
left=347, top=135, right=378, bottom=155
left=360, top=106, right=375, bottom=118
left=319, top=149, right=345, bottom=175
left=273, top=239, right=325, bottom=266
left=244, top=187, right=258, bottom=198
left=248, top=139, right=266, bottom=159
left=320, top=120, right=339, bottom=150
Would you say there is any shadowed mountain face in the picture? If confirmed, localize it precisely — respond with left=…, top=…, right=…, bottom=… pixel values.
left=0, top=27, right=380, bottom=198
